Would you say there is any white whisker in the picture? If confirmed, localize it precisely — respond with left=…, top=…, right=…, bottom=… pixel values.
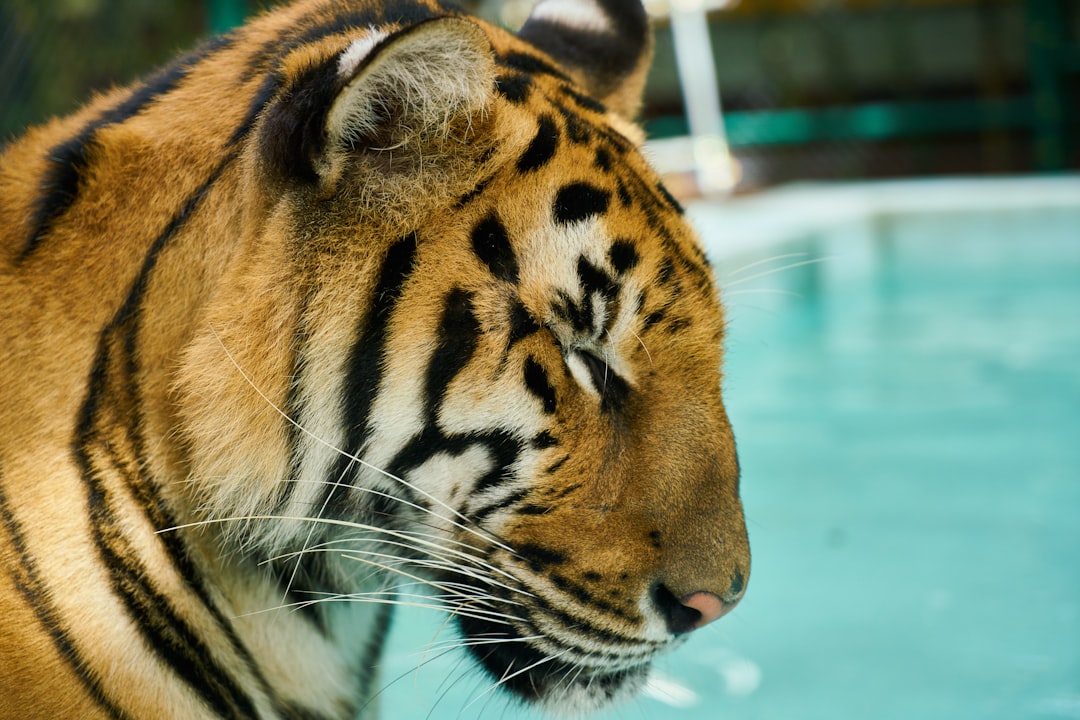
left=280, top=454, right=356, bottom=614
left=630, top=327, right=654, bottom=369
left=239, top=592, right=518, bottom=626
left=724, top=288, right=804, bottom=298
left=419, top=634, right=543, bottom=655
left=283, top=479, right=530, bottom=586
left=723, top=256, right=831, bottom=288
left=247, top=515, right=534, bottom=599
left=724, top=251, right=811, bottom=278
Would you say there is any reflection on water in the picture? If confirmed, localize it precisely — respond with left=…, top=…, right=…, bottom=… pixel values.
left=378, top=194, right=1080, bottom=720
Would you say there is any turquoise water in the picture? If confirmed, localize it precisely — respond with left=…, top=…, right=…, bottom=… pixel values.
left=377, top=189, right=1080, bottom=719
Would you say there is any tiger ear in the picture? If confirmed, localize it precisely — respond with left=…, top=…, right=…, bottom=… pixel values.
left=260, top=18, right=495, bottom=191
left=518, top=0, right=652, bottom=121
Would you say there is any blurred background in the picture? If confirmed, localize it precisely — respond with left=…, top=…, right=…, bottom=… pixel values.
left=2, top=2, right=1077, bottom=719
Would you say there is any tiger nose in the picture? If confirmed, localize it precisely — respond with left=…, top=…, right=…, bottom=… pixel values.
left=651, top=574, right=746, bottom=634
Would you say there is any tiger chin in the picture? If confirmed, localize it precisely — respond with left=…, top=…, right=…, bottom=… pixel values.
left=0, top=1, right=750, bottom=718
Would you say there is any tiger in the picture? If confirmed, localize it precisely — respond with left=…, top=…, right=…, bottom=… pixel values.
left=0, top=0, right=750, bottom=717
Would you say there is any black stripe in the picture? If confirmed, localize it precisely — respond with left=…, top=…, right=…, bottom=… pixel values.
left=517, top=543, right=566, bottom=570
left=457, top=174, right=494, bottom=207
left=389, top=428, right=522, bottom=525
left=79, top=445, right=257, bottom=720
left=506, top=301, right=541, bottom=352
left=552, top=289, right=593, bottom=335
left=496, top=51, right=571, bottom=83
left=326, top=235, right=421, bottom=515
left=230, top=70, right=285, bottom=149
left=544, top=456, right=569, bottom=474
left=552, top=102, right=592, bottom=145
left=516, top=114, right=560, bottom=173
left=471, top=215, right=519, bottom=285
left=656, top=180, right=685, bottom=215
left=471, top=431, right=523, bottom=495
left=468, top=488, right=528, bottom=526
left=615, top=167, right=712, bottom=295
left=608, top=239, right=639, bottom=275
left=560, top=84, right=606, bottom=114
left=643, top=308, right=666, bottom=330
left=354, top=602, right=394, bottom=705
left=18, top=35, right=233, bottom=262
left=107, top=152, right=235, bottom=340
left=67, top=146, right=279, bottom=715
left=75, top=322, right=258, bottom=718
left=595, top=122, right=634, bottom=155
left=424, top=288, right=481, bottom=413
left=97, top=432, right=295, bottom=710
left=102, top=149, right=294, bottom=709
left=0, top=479, right=133, bottom=720
left=523, top=358, right=557, bottom=414
left=383, top=284, right=516, bottom=494
left=578, top=350, right=630, bottom=414
left=553, top=182, right=610, bottom=225
left=594, top=146, right=612, bottom=171
left=495, top=73, right=532, bottom=104
left=516, top=584, right=658, bottom=650
left=549, top=571, right=634, bottom=620
left=531, top=430, right=558, bottom=449
left=577, top=256, right=618, bottom=301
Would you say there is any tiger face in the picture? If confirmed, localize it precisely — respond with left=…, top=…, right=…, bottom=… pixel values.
left=0, top=0, right=748, bottom=717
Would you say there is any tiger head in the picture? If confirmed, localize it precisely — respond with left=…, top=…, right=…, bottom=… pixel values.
left=171, top=0, right=750, bottom=714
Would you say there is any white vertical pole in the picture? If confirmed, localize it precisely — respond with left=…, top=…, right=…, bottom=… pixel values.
left=668, top=0, right=737, bottom=194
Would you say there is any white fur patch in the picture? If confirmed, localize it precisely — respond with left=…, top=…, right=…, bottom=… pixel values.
left=528, top=0, right=612, bottom=33
left=338, top=29, right=390, bottom=78
left=408, top=446, right=494, bottom=527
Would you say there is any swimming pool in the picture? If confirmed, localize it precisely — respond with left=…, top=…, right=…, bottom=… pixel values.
left=377, top=176, right=1080, bottom=719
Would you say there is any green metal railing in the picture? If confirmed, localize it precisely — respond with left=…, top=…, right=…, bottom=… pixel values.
left=646, top=0, right=1077, bottom=173
left=647, top=96, right=1036, bottom=147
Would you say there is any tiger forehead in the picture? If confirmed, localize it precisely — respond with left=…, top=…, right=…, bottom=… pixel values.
left=446, top=116, right=723, bottom=379
left=473, top=78, right=714, bottom=299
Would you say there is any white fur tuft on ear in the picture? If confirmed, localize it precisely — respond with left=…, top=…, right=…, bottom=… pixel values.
left=326, top=18, right=495, bottom=153
left=337, top=29, right=391, bottom=78
left=528, top=0, right=612, bottom=33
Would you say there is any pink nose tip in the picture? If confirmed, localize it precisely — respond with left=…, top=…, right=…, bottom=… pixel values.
left=681, top=590, right=741, bottom=629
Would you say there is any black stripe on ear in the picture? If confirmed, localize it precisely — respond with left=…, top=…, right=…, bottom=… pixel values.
left=518, top=0, right=649, bottom=94
left=258, top=56, right=343, bottom=183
